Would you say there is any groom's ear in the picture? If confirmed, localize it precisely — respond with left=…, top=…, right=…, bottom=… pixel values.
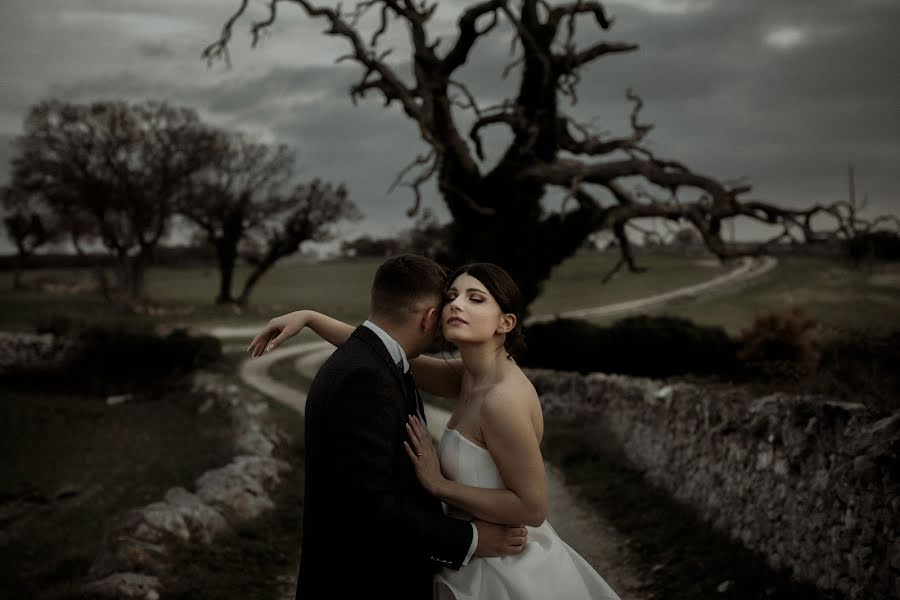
left=422, top=306, right=439, bottom=331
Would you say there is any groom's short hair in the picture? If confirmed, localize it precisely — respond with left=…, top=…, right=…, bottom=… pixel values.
left=370, top=254, right=447, bottom=323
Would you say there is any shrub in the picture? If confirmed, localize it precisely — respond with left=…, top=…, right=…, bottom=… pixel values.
left=3, top=325, right=222, bottom=394
left=737, top=306, right=820, bottom=381
left=520, top=315, right=740, bottom=378
left=844, top=230, right=900, bottom=262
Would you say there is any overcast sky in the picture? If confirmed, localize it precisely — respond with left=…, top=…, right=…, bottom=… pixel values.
left=1, top=0, right=898, bottom=254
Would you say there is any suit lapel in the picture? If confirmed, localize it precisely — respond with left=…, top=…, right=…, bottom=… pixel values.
left=351, top=326, right=416, bottom=412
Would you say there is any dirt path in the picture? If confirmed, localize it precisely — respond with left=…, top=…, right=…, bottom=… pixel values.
left=527, top=255, right=777, bottom=323
left=239, top=341, right=650, bottom=599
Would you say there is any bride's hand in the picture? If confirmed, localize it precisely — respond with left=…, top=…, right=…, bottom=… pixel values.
left=403, top=415, right=446, bottom=496
left=247, top=310, right=308, bottom=358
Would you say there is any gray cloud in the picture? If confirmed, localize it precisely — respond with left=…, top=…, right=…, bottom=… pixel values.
left=139, top=41, right=176, bottom=59
left=0, top=0, right=897, bottom=252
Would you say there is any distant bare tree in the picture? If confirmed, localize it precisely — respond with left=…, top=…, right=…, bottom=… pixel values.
left=406, top=208, right=451, bottom=259
left=673, top=227, right=701, bottom=247
left=340, top=235, right=404, bottom=258
left=177, top=132, right=296, bottom=305
left=10, top=99, right=216, bottom=306
left=235, top=179, right=360, bottom=306
left=1, top=185, right=60, bottom=289
left=206, top=1, right=899, bottom=308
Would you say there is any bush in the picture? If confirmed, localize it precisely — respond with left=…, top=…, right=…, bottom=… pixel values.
left=3, top=325, right=222, bottom=394
left=737, top=306, right=820, bottom=381
left=520, top=315, right=741, bottom=378
left=844, top=230, right=900, bottom=262
left=518, top=311, right=898, bottom=412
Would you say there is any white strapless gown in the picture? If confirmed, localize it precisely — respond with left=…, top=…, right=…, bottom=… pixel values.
left=434, top=426, right=622, bottom=600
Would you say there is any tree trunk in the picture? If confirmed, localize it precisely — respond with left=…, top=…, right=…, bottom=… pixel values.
left=438, top=164, right=594, bottom=311
left=214, top=239, right=238, bottom=305
left=236, top=256, right=277, bottom=307
left=111, top=252, right=148, bottom=308
left=12, top=251, right=25, bottom=290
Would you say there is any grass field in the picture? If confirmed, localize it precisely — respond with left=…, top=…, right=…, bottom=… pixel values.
left=0, top=253, right=897, bottom=335
left=623, top=256, right=900, bottom=336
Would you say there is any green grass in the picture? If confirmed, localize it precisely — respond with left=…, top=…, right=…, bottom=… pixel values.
left=0, top=254, right=736, bottom=333
left=1, top=254, right=896, bottom=337
left=529, top=253, right=732, bottom=316
left=635, top=256, right=900, bottom=336
left=0, top=259, right=381, bottom=333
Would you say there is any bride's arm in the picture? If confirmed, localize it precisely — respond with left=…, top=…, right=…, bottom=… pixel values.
left=248, top=310, right=354, bottom=357
left=405, top=388, right=548, bottom=527
left=409, top=355, right=463, bottom=399
left=249, top=309, right=464, bottom=398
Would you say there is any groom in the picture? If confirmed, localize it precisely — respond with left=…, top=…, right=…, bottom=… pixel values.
left=271, top=255, right=526, bottom=599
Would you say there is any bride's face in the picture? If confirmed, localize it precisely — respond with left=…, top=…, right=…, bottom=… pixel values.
left=441, top=273, right=507, bottom=346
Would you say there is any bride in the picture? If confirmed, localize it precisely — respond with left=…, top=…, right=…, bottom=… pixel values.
left=252, top=262, right=621, bottom=600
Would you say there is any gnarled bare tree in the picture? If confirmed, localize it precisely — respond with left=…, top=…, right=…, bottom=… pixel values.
left=205, top=0, right=898, bottom=307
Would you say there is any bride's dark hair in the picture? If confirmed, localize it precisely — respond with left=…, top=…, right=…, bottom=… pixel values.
left=445, top=262, right=527, bottom=359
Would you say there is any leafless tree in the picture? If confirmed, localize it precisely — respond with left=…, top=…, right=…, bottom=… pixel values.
left=206, top=1, right=899, bottom=306
left=10, top=99, right=217, bottom=306
left=177, top=132, right=296, bottom=305
left=1, top=185, right=60, bottom=289
left=235, top=178, right=361, bottom=306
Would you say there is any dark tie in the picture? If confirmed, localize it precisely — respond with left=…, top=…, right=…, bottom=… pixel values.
left=399, top=362, right=426, bottom=425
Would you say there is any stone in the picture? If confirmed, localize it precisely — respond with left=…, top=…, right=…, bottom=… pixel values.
left=83, top=573, right=160, bottom=599
left=106, top=394, right=133, bottom=406
left=103, top=537, right=169, bottom=576
left=773, top=457, right=789, bottom=476
left=135, top=501, right=191, bottom=542
left=195, top=463, right=276, bottom=522
left=162, top=487, right=233, bottom=544
left=716, top=580, right=733, bottom=593
left=756, top=447, right=773, bottom=470
left=235, top=429, right=276, bottom=457
left=890, top=539, right=900, bottom=570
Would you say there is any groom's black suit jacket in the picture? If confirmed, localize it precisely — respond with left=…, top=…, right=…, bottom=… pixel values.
left=295, top=325, right=474, bottom=600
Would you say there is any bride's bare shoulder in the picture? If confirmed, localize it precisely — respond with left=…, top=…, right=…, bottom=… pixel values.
left=481, top=370, right=540, bottom=420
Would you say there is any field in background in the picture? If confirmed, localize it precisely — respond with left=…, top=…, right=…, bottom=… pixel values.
left=612, top=256, right=900, bottom=336
left=0, top=254, right=897, bottom=336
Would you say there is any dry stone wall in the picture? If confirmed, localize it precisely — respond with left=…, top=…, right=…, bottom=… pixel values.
left=82, top=372, right=292, bottom=599
left=526, top=369, right=900, bottom=600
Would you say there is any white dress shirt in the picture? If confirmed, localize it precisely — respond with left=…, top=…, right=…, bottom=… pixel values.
left=361, top=320, right=478, bottom=567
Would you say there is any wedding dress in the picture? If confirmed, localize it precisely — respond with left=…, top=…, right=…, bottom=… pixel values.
left=434, top=426, right=623, bottom=600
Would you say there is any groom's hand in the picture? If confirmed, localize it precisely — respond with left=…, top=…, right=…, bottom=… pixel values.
left=472, top=520, right=528, bottom=557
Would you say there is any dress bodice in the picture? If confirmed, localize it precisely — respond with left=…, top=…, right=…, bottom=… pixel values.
left=433, top=425, right=623, bottom=600
left=438, top=427, right=505, bottom=519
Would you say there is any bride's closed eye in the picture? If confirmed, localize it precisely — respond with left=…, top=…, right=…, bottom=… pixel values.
left=445, top=292, right=484, bottom=304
